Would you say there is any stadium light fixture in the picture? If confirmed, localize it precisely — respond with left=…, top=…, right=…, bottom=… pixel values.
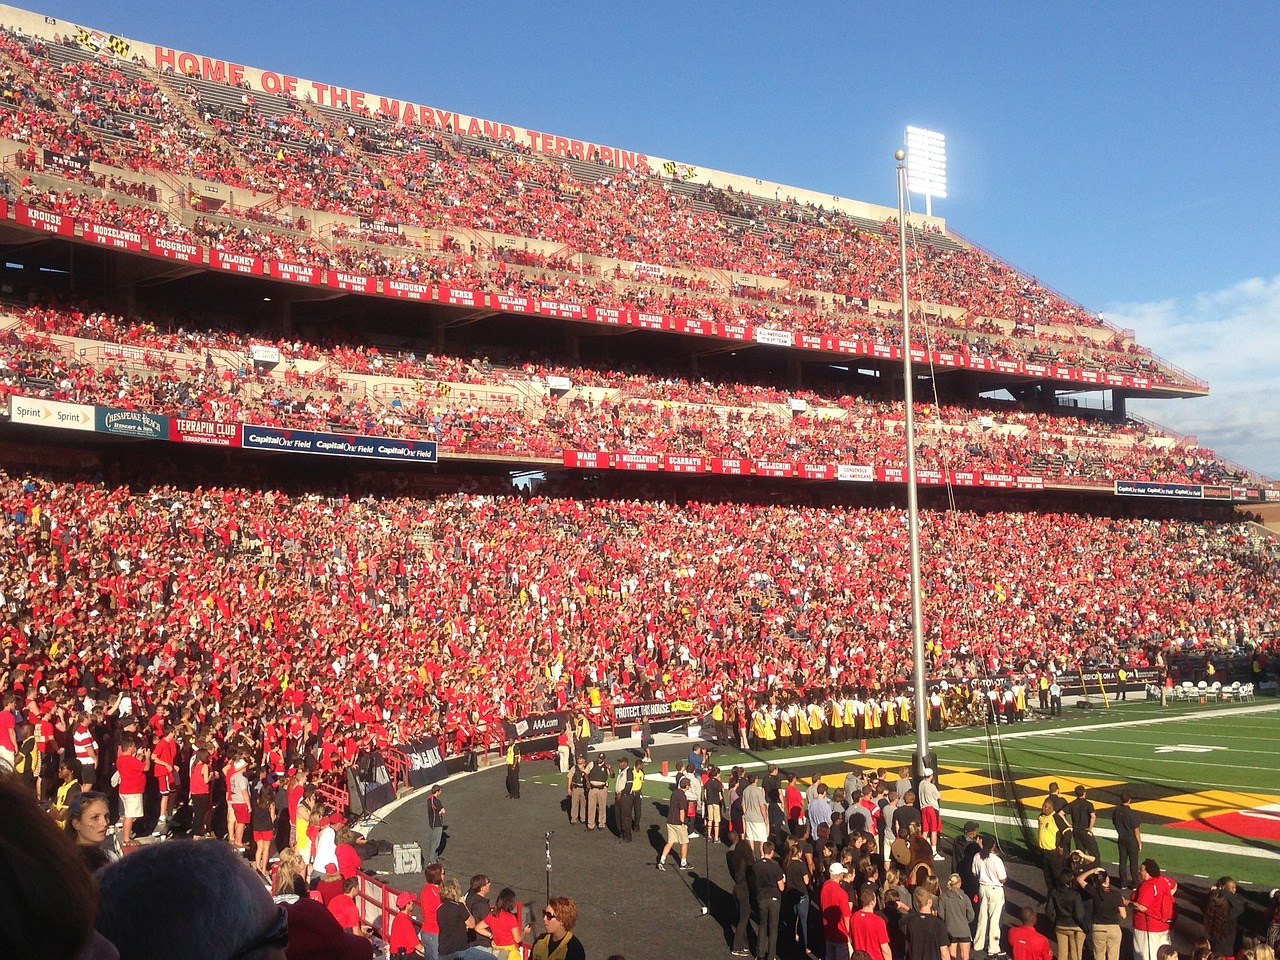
left=905, top=126, right=947, bottom=217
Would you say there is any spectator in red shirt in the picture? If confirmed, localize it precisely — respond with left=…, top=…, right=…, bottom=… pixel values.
left=821, top=862, right=855, bottom=959
left=389, top=891, right=424, bottom=956
left=1009, top=907, right=1052, bottom=960
left=852, top=886, right=892, bottom=960
left=114, top=732, right=150, bottom=845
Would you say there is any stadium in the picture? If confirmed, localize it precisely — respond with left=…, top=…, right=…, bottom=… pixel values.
left=0, top=4, right=1277, bottom=960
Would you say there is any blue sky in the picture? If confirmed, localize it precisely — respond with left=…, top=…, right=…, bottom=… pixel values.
left=25, top=1, right=1280, bottom=478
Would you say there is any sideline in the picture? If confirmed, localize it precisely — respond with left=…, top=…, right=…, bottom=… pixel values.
left=960, top=807, right=1280, bottom=864
left=358, top=730, right=684, bottom=831
left=656, top=700, right=1280, bottom=778
left=362, top=701, right=1280, bottom=834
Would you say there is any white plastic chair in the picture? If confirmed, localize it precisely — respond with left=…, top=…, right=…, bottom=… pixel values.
left=1229, top=681, right=1241, bottom=701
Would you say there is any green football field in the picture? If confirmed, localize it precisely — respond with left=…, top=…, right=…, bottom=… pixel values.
left=565, top=695, right=1280, bottom=887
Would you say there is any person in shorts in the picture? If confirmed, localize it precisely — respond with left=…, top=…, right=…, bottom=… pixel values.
left=657, top=776, right=690, bottom=870
left=704, top=766, right=725, bottom=844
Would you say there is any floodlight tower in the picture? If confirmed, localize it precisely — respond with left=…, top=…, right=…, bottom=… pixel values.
left=905, top=126, right=947, bottom=218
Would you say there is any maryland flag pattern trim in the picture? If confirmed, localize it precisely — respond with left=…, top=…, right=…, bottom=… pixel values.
left=74, top=27, right=131, bottom=59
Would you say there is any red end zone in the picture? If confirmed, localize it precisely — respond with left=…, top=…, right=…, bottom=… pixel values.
left=1169, top=808, right=1280, bottom=842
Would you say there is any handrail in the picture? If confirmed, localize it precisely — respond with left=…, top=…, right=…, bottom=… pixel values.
left=944, top=224, right=1209, bottom=391
left=1128, top=412, right=1274, bottom=483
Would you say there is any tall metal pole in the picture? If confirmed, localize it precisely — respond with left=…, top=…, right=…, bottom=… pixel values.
left=896, top=149, right=931, bottom=772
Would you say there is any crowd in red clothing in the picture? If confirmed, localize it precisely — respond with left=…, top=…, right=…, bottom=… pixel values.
left=2, top=298, right=1253, bottom=487
left=0, top=26, right=1198, bottom=389
left=1, top=467, right=1276, bottom=781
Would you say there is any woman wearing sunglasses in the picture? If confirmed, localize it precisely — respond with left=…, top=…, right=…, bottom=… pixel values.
left=533, top=897, right=584, bottom=960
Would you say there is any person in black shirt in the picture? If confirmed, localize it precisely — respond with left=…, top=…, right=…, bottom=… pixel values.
left=900, top=885, right=951, bottom=960
left=729, top=831, right=756, bottom=957
left=1078, top=867, right=1126, bottom=960
left=657, top=777, right=690, bottom=870
left=466, top=874, right=495, bottom=953
left=752, top=841, right=785, bottom=960
left=782, top=839, right=812, bottom=957
left=704, top=767, right=725, bottom=844
left=953, top=820, right=982, bottom=903
left=1066, top=786, right=1096, bottom=847
left=1110, top=793, right=1141, bottom=888
left=1045, top=782, right=1070, bottom=850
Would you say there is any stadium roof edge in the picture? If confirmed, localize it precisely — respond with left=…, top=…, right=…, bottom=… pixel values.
left=0, top=2, right=941, bottom=234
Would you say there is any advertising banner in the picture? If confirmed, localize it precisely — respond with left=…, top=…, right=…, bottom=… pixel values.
left=1115, top=480, right=1204, bottom=499
left=169, top=418, right=241, bottom=447
left=240, top=426, right=438, bottom=463
left=96, top=407, right=167, bottom=439
left=8, top=397, right=95, bottom=431
left=391, top=736, right=447, bottom=788
left=348, top=751, right=395, bottom=815
left=249, top=343, right=281, bottom=364
left=502, top=710, right=569, bottom=743
left=612, top=701, right=673, bottom=723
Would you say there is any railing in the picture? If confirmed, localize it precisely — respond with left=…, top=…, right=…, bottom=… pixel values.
left=944, top=224, right=1209, bottom=392
left=1129, top=412, right=1273, bottom=483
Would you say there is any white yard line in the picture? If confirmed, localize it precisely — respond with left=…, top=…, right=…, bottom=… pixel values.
left=961, top=808, right=1280, bottom=863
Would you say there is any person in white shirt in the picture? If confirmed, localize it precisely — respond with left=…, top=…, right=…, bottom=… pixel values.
left=972, top=834, right=1008, bottom=958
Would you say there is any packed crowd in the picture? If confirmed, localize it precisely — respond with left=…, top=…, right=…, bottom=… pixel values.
left=2, top=466, right=1275, bottom=788
left=9, top=172, right=1167, bottom=384
left=2, top=300, right=1249, bottom=486
left=0, top=27, right=1200, bottom=389
left=651, top=760, right=1277, bottom=960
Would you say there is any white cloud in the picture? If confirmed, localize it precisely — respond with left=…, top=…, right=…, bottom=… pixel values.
left=1105, top=275, right=1280, bottom=481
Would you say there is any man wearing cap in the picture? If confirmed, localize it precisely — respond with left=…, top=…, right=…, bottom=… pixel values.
left=821, top=862, right=854, bottom=960
left=953, top=821, right=982, bottom=905
left=389, top=891, right=423, bottom=956
left=917, top=767, right=943, bottom=860
left=567, top=756, right=587, bottom=826
left=585, top=753, right=610, bottom=832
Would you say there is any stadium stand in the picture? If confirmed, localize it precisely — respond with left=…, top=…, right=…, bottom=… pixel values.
left=0, top=13, right=1275, bottom=956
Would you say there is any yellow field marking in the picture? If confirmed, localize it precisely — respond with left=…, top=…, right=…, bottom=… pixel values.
left=1133, top=789, right=1280, bottom=821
